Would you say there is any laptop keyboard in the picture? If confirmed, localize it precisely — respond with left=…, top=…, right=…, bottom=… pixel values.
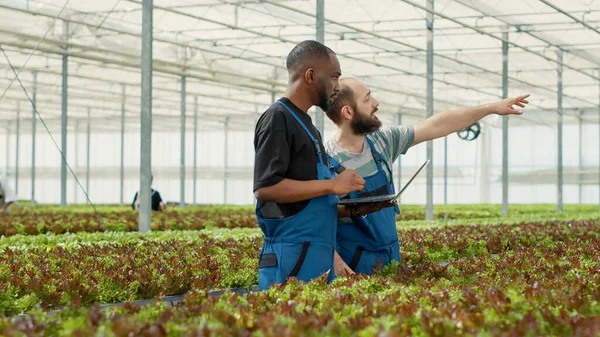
left=339, top=194, right=396, bottom=204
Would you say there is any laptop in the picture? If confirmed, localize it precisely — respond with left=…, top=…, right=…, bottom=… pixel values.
left=337, top=159, right=430, bottom=205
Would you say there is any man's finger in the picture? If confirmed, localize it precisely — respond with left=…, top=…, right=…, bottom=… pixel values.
left=517, top=94, right=531, bottom=100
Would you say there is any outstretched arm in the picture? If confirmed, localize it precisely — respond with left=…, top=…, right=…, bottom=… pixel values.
left=411, top=94, right=530, bottom=147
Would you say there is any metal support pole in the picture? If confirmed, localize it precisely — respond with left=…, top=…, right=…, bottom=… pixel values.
left=60, top=20, right=69, bottom=207
left=502, top=30, right=509, bottom=216
left=223, top=117, right=229, bottom=204
left=557, top=50, right=564, bottom=213
left=578, top=110, right=583, bottom=203
left=74, top=120, right=79, bottom=203
left=31, top=72, right=37, bottom=205
left=444, top=136, right=447, bottom=204
left=86, top=109, right=91, bottom=196
left=193, top=96, right=198, bottom=205
left=5, top=124, right=9, bottom=178
left=180, top=46, right=186, bottom=208
left=15, top=101, right=20, bottom=194
left=315, top=0, right=325, bottom=136
left=120, top=84, right=126, bottom=204
left=397, top=113, right=402, bottom=198
left=271, top=67, right=277, bottom=103
left=139, top=0, right=153, bottom=232
left=425, top=0, right=434, bottom=220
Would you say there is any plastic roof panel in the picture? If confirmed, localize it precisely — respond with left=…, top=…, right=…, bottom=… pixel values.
left=0, top=0, right=599, bottom=136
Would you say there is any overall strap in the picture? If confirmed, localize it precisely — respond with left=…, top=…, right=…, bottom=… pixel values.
left=365, top=136, right=395, bottom=192
left=277, top=101, right=324, bottom=165
left=365, top=137, right=401, bottom=214
left=327, top=154, right=346, bottom=174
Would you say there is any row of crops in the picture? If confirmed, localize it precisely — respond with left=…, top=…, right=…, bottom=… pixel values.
left=1, top=204, right=599, bottom=336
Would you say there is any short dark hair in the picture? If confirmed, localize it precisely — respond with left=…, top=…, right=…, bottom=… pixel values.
left=326, top=84, right=356, bottom=125
left=286, top=40, right=335, bottom=81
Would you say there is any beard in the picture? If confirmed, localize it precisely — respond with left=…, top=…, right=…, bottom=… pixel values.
left=317, top=82, right=336, bottom=111
left=350, top=104, right=382, bottom=135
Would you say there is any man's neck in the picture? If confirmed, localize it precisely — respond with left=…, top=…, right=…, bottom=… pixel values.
left=335, top=127, right=365, bottom=154
left=283, top=83, right=313, bottom=113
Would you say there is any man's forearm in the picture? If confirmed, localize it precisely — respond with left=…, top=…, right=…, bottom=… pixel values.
left=432, top=104, right=492, bottom=132
left=254, top=179, right=333, bottom=203
left=412, top=103, right=494, bottom=146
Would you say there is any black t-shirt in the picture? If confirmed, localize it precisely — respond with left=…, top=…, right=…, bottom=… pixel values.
left=253, top=98, right=328, bottom=218
left=131, top=189, right=163, bottom=211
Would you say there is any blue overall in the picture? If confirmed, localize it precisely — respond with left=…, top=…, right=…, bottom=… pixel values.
left=328, top=137, right=401, bottom=275
left=256, top=101, right=339, bottom=291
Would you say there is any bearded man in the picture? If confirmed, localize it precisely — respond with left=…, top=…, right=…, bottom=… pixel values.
left=325, top=77, right=530, bottom=275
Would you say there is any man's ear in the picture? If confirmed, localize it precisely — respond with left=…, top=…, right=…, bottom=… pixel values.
left=304, top=68, right=316, bottom=84
left=341, top=105, right=353, bottom=120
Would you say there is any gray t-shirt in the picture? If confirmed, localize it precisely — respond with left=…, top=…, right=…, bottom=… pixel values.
left=325, top=125, right=414, bottom=199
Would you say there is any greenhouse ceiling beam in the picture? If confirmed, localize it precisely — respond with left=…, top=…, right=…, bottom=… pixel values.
left=0, top=2, right=286, bottom=82
left=2, top=4, right=593, bottom=120
left=215, top=41, right=600, bottom=58
left=127, top=0, right=467, bottom=87
left=346, top=20, right=600, bottom=35
left=250, top=0, right=598, bottom=109
left=0, top=45, right=465, bottom=117
left=0, top=95, right=256, bottom=130
left=345, top=37, right=594, bottom=110
left=473, top=83, right=599, bottom=92
left=0, top=85, right=428, bottom=124
left=204, top=21, right=600, bottom=46
left=0, top=62, right=269, bottom=108
left=454, top=0, right=600, bottom=73
left=212, top=0, right=600, bottom=41
left=0, top=38, right=280, bottom=96
left=126, top=0, right=591, bottom=111
left=398, top=0, right=600, bottom=82
left=0, top=86, right=258, bottom=123
left=347, top=40, right=600, bottom=57
left=0, top=69, right=582, bottom=127
left=538, top=0, right=600, bottom=37
left=4, top=1, right=598, bottom=81
left=0, top=76, right=257, bottom=116
left=411, top=67, right=600, bottom=76
left=0, top=115, right=256, bottom=132
left=198, top=19, right=600, bottom=37
left=0, top=115, right=254, bottom=133
left=6, top=84, right=593, bottom=126
left=208, top=3, right=600, bottom=26
left=0, top=50, right=448, bottom=115
left=0, top=71, right=434, bottom=120
left=0, top=29, right=284, bottom=91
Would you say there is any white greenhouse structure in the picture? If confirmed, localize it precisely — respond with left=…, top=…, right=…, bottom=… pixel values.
left=1, top=0, right=599, bottom=227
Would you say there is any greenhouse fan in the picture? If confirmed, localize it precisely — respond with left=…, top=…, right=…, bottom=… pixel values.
left=456, top=122, right=481, bottom=141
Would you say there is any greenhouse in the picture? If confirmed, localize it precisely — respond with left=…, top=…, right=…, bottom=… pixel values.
left=0, top=0, right=599, bottom=335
